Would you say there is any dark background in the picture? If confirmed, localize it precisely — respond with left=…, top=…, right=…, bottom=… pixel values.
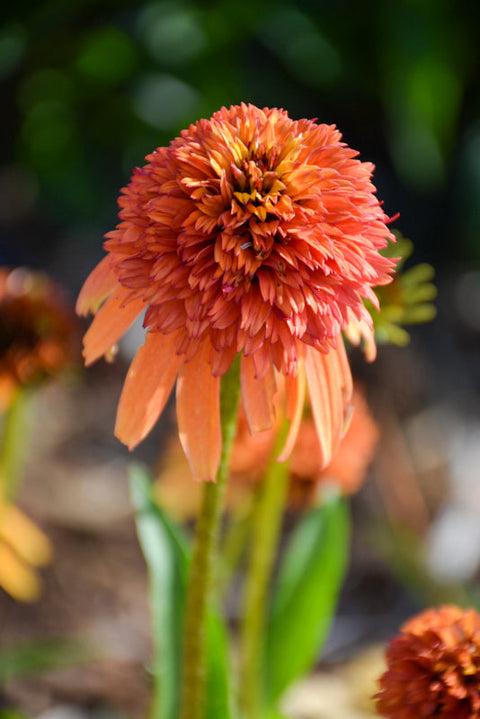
left=2, top=0, right=480, bottom=283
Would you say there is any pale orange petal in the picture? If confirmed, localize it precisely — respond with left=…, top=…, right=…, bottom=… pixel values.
left=277, top=360, right=306, bottom=463
left=115, top=331, right=182, bottom=450
left=240, top=354, right=276, bottom=433
left=336, top=335, right=354, bottom=404
left=344, top=315, right=377, bottom=362
left=304, top=341, right=353, bottom=468
left=82, top=288, right=147, bottom=366
left=323, top=349, right=344, bottom=451
left=304, top=346, right=332, bottom=468
left=176, top=342, right=221, bottom=481
left=76, top=254, right=118, bottom=316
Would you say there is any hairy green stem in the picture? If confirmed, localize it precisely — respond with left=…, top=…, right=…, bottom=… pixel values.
left=239, top=420, right=290, bottom=719
left=180, top=355, right=241, bottom=719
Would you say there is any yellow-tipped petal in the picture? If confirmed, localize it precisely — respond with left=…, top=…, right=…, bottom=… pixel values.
left=0, top=543, right=42, bottom=602
left=277, top=361, right=306, bottom=463
left=82, top=289, right=146, bottom=366
left=76, top=254, right=118, bottom=316
left=0, top=506, right=52, bottom=567
left=115, top=331, right=182, bottom=450
left=176, top=343, right=221, bottom=482
left=240, top=354, right=277, bottom=433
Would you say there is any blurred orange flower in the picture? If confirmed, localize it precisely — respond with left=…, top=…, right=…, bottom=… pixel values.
left=375, top=605, right=480, bottom=719
left=78, top=103, right=395, bottom=480
left=156, top=387, right=378, bottom=518
left=0, top=267, right=77, bottom=409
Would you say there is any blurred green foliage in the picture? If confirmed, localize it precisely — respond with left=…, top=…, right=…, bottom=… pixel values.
left=1, top=0, right=479, bottom=264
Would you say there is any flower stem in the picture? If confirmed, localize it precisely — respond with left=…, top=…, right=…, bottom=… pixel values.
left=180, top=355, right=241, bottom=719
left=0, top=387, right=32, bottom=503
left=239, top=419, right=290, bottom=719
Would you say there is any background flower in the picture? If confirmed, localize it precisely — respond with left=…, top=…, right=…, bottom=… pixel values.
left=0, top=267, right=78, bottom=410
left=375, top=605, right=480, bottom=719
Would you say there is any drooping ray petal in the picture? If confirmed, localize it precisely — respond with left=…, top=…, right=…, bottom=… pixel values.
left=176, top=342, right=221, bottom=481
left=76, top=255, right=118, bottom=316
left=304, top=346, right=332, bottom=468
left=336, top=335, right=354, bottom=405
left=240, top=353, right=277, bottom=433
left=82, top=289, right=147, bottom=366
left=323, top=348, right=344, bottom=451
left=115, top=331, right=182, bottom=450
left=277, top=360, right=306, bottom=463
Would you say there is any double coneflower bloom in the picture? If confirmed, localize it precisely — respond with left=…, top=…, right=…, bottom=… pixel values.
left=77, top=103, right=395, bottom=480
left=376, top=605, right=480, bottom=718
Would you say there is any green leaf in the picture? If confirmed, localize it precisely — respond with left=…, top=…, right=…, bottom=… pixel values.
left=129, top=463, right=189, bottom=719
left=264, top=492, right=350, bottom=706
left=204, top=608, right=233, bottom=719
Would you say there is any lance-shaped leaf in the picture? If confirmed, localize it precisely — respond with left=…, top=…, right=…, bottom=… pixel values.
left=265, top=492, right=350, bottom=706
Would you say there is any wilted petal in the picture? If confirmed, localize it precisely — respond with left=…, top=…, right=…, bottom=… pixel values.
left=83, top=289, right=147, bottom=366
left=176, top=342, right=221, bottom=481
left=115, top=331, right=182, bottom=449
left=240, top=353, right=276, bottom=433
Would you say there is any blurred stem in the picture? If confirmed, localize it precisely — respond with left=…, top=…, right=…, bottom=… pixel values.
left=0, top=387, right=32, bottom=503
left=179, top=355, right=241, bottom=719
left=239, top=420, right=290, bottom=719
left=218, top=496, right=254, bottom=598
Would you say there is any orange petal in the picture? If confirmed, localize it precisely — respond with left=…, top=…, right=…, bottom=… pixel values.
left=240, top=354, right=276, bottom=433
left=277, top=361, right=306, bottom=463
left=76, top=254, right=118, bottom=316
left=304, top=346, right=333, bottom=468
left=176, top=343, right=221, bottom=482
left=115, top=331, right=182, bottom=450
left=83, top=289, right=147, bottom=366
left=305, top=341, right=353, bottom=468
left=336, top=335, right=354, bottom=404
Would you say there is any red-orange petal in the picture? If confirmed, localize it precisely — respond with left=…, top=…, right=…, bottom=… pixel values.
left=115, top=331, right=182, bottom=449
left=82, top=289, right=147, bottom=366
left=76, top=254, right=118, bottom=316
left=277, top=360, right=306, bottom=463
left=240, top=353, right=277, bottom=433
left=176, top=342, right=221, bottom=481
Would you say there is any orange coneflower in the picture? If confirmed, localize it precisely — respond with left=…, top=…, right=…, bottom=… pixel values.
left=375, top=605, right=480, bottom=719
left=0, top=267, right=77, bottom=409
left=77, top=103, right=395, bottom=480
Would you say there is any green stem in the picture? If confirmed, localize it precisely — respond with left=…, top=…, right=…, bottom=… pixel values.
left=239, top=419, right=290, bottom=719
left=180, top=355, right=241, bottom=719
left=0, top=387, right=31, bottom=503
